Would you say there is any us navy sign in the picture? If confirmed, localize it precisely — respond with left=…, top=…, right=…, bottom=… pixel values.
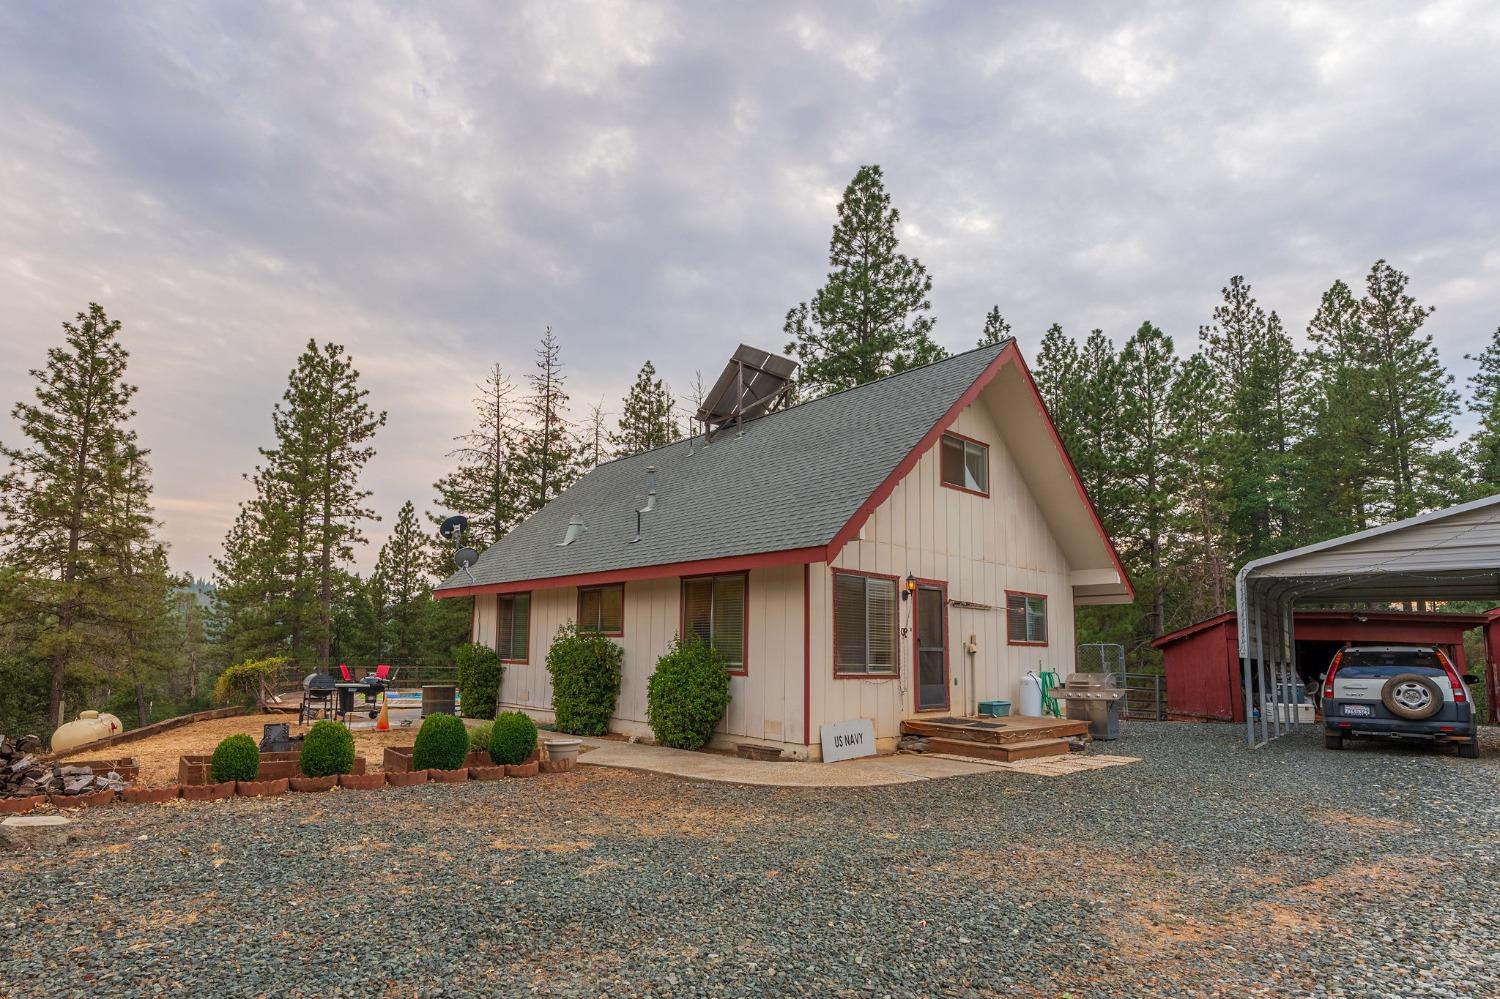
left=820, top=718, right=877, bottom=763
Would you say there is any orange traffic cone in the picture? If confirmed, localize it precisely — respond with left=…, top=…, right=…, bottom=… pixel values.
left=376, top=700, right=390, bottom=731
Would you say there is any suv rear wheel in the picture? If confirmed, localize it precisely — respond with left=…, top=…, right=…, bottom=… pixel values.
left=1324, top=733, right=1344, bottom=751
left=1457, top=739, right=1479, bottom=759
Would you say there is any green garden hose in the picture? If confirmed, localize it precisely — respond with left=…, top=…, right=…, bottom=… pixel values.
left=1039, top=670, right=1061, bottom=717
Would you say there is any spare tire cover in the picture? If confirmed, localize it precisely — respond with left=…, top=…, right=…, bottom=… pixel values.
left=1381, top=673, right=1443, bottom=720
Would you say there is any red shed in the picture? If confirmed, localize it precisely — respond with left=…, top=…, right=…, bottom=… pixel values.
left=1152, top=609, right=1494, bottom=723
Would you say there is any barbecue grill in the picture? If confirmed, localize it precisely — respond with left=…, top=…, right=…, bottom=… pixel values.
left=1050, top=671, right=1128, bottom=740
left=300, top=672, right=336, bottom=725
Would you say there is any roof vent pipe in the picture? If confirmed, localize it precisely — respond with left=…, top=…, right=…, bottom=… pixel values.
left=557, top=513, right=586, bottom=547
left=630, top=466, right=658, bottom=544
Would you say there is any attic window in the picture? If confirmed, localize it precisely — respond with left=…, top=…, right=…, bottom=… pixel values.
left=940, top=433, right=988, bottom=495
left=578, top=584, right=624, bottom=636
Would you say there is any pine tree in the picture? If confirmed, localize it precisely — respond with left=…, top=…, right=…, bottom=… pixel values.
left=1355, top=260, right=1460, bottom=519
left=1165, top=353, right=1233, bottom=619
left=610, top=360, right=679, bottom=457
left=1031, top=324, right=1083, bottom=443
left=1300, top=279, right=1379, bottom=536
left=1115, top=322, right=1180, bottom=639
left=432, top=363, right=522, bottom=555
left=1199, top=276, right=1303, bottom=562
left=977, top=306, right=1011, bottom=347
left=374, top=501, right=433, bottom=664
left=0, top=304, right=170, bottom=726
left=1461, top=327, right=1500, bottom=498
left=1070, top=330, right=1127, bottom=524
left=581, top=400, right=609, bottom=469
left=784, top=165, right=945, bottom=394
left=514, top=328, right=581, bottom=517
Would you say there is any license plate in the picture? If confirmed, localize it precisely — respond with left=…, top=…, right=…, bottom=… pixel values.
left=1342, top=704, right=1372, bottom=717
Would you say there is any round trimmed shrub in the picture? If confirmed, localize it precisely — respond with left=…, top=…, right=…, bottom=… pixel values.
left=210, top=734, right=260, bottom=783
left=300, top=719, right=356, bottom=778
left=455, top=643, right=504, bottom=720
left=467, top=721, right=493, bottom=755
left=412, top=713, right=470, bottom=771
left=646, top=635, right=732, bottom=751
left=489, top=711, right=538, bottom=766
left=545, top=623, right=623, bottom=736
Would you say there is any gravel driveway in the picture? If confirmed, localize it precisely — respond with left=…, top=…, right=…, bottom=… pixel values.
left=3, top=723, right=1496, bottom=998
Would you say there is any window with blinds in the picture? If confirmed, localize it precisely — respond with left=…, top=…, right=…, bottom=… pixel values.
left=1006, top=592, right=1047, bottom=645
left=834, top=572, right=898, bottom=675
left=940, top=433, right=989, bottom=494
left=497, top=593, right=531, bottom=662
left=578, top=584, right=624, bottom=635
left=681, top=574, right=747, bottom=673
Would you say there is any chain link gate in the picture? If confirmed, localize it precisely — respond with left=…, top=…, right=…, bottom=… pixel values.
left=1077, top=643, right=1166, bottom=720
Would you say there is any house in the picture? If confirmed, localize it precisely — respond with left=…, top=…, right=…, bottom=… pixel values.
left=433, top=340, right=1132, bottom=759
left=1152, top=608, right=1496, bottom=724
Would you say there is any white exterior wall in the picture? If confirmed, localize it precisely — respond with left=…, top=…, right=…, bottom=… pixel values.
left=814, top=398, right=1077, bottom=752
left=474, top=565, right=810, bottom=758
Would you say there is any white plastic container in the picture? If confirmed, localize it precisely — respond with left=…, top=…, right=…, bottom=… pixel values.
left=1019, top=671, right=1044, bottom=717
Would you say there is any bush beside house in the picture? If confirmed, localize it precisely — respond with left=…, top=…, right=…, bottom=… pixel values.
left=646, top=636, right=732, bottom=751
left=489, top=710, right=538, bottom=765
left=546, top=624, right=623, bottom=736
left=455, top=643, right=503, bottom=720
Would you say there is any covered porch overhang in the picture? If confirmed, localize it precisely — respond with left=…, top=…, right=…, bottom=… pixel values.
left=1235, top=494, right=1500, bottom=747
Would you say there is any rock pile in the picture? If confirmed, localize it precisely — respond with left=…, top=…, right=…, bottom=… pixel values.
left=1, top=733, right=127, bottom=798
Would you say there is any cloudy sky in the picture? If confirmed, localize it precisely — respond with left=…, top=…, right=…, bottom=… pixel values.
left=2, top=1, right=1497, bottom=578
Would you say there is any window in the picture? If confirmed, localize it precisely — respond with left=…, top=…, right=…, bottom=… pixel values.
left=682, top=574, right=747, bottom=674
left=1007, top=592, right=1047, bottom=645
left=834, top=571, right=898, bottom=675
left=940, top=433, right=988, bottom=494
left=578, top=584, right=625, bottom=635
left=496, top=593, right=531, bottom=662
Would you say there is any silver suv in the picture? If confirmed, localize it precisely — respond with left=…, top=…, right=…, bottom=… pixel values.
left=1322, top=645, right=1479, bottom=758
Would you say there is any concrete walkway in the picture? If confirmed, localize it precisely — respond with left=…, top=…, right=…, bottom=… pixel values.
left=572, top=737, right=1136, bottom=787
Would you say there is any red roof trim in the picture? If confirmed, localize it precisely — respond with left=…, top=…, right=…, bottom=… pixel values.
left=433, top=546, right=826, bottom=598
left=823, top=343, right=1135, bottom=601
left=1151, top=608, right=1497, bottom=649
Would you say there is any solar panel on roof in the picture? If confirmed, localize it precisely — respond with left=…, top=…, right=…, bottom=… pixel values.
left=696, top=344, right=797, bottom=439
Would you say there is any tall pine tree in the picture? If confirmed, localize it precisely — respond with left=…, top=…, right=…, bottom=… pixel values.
left=514, top=328, right=581, bottom=517
left=1115, top=322, right=1180, bottom=640
left=0, top=304, right=170, bottom=726
left=374, top=501, right=432, bottom=664
left=784, top=165, right=945, bottom=394
left=1461, top=327, right=1500, bottom=499
left=610, top=360, right=679, bottom=456
left=1300, top=278, right=1379, bottom=536
left=977, top=306, right=1011, bottom=347
left=432, top=363, right=522, bottom=554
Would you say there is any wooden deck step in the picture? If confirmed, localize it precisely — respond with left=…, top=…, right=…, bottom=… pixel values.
left=901, top=716, right=1088, bottom=744
left=922, top=736, right=1072, bottom=763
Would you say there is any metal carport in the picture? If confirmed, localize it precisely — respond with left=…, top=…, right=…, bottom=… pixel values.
left=1235, top=494, right=1500, bottom=747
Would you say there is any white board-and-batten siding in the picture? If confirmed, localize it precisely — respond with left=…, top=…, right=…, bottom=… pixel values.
left=814, top=398, right=1076, bottom=751
left=472, top=565, right=809, bottom=756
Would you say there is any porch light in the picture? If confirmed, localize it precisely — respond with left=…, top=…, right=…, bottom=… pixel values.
left=902, top=573, right=917, bottom=600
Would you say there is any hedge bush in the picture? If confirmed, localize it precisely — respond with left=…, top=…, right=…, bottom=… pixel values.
left=646, top=635, right=732, bottom=751
left=545, top=623, right=623, bottom=736
left=455, top=643, right=504, bottom=720
left=300, top=719, right=356, bottom=777
left=489, top=711, right=538, bottom=766
left=212, top=656, right=289, bottom=706
left=210, top=734, right=260, bottom=783
left=412, top=713, right=470, bottom=771
left=467, top=721, right=493, bottom=754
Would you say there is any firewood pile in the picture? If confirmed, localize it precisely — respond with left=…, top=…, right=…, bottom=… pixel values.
left=1, top=733, right=128, bottom=798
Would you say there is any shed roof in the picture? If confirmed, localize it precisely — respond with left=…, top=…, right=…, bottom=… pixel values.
left=435, top=340, right=1131, bottom=599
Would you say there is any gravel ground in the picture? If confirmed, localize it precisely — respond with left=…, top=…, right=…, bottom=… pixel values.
left=3, top=722, right=1496, bottom=998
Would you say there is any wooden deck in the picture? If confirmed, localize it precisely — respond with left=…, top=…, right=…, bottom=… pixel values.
left=901, top=714, right=1087, bottom=762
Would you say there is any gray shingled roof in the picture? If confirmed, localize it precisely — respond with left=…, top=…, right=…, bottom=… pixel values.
left=436, top=341, right=1009, bottom=590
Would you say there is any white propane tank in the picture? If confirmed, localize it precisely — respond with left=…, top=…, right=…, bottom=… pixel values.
left=1019, top=671, right=1043, bottom=717
left=49, top=710, right=117, bottom=754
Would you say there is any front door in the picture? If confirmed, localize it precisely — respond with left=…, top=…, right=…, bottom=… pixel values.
left=915, top=583, right=949, bottom=712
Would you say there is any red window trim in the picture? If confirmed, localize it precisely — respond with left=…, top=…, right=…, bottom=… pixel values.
left=680, top=570, right=750, bottom=677
left=910, top=578, right=951, bottom=712
left=832, top=567, right=901, bottom=680
left=938, top=430, right=990, bottom=497
left=497, top=591, right=531, bottom=664
left=578, top=583, right=625, bottom=637
left=1005, top=589, right=1049, bottom=647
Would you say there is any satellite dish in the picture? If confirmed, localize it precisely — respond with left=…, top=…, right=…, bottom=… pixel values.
left=439, top=515, right=468, bottom=540
left=454, top=547, right=479, bottom=570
